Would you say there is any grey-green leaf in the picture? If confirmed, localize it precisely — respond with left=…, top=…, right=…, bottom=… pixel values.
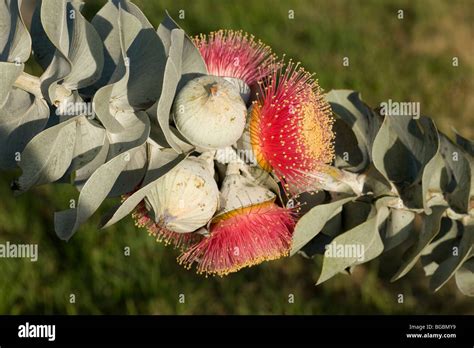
left=54, top=148, right=140, bottom=240
left=291, top=196, right=354, bottom=256
left=0, top=0, right=32, bottom=63
left=0, top=88, right=50, bottom=169
left=391, top=205, right=446, bottom=281
left=100, top=144, right=186, bottom=228
left=438, top=134, right=471, bottom=214
left=16, top=117, right=78, bottom=192
left=372, top=115, right=439, bottom=209
left=316, top=203, right=385, bottom=285
left=430, top=221, right=474, bottom=292
left=325, top=90, right=381, bottom=173
left=455, top=259, right=474, bottom=296
left=383, top=208, right=416, bottom=251
left=118, top=6, right=166, bottom=109
left=420, top=218, right=460, bottom=277
left=0, top=62, right=23, bottom=107
left=157, top=10, right=208, bottom=84
left=149, top=28, right=193, bottom=153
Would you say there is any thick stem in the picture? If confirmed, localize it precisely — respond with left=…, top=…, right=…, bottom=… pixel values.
left=13, top=72, right=43, bottom=99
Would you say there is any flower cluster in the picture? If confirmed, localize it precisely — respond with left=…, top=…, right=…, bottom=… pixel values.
left=133, top=29, right=335, bottom=276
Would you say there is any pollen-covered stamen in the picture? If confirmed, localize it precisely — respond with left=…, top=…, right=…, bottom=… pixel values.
left=193, top=30, right=278, bottom=86
left=177, top=201, right=295, bottom=276
left=249, top=61, right=335, bottom=194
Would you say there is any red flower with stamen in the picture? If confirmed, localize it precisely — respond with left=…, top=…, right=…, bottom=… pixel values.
left=193, top=30, right=277, bottom=86
left=249, top=61, right=335, bottom=195
left=178, top=201, right=295, bottom=276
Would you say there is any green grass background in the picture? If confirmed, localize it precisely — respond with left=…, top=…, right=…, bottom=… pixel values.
left=0, top=0, right=473, bottom=314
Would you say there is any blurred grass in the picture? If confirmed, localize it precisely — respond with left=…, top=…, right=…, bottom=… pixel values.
left=0, top=0, right=473, bottom=314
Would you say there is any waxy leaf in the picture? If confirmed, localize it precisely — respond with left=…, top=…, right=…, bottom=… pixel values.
left=100, top=144, right=186, bottom=228
left=15, top=117, right=78, bottom=192
left=455, top=259, right=474, bottom=296
left=291, top=196, right=354, bottom=256
left=0, top=61, right=23, bottom=107
left=372, top=115, right=439, bottom=209
left=157, top=10, right=208, bottom=88
left=0, top=88, right=50, bottom=169
left=316, top=201, right=387, bottom=285
left=326, top=90, right=381, bottom=173
left=0, top=0, right=31, bottom=63
left=69, top=117, right=107, bottom=172
left=90, top=0, right=154, bottom=90
left=38, top=0, right=104, bottom=102
left=421, top=151, right=449, bottom=214
left=54, top=148, right=141, bottom=240
left=391, top=205, right=447, bottom=281
left=149, top=28, right=193, bottom=153
left=420, top=217, right=460, bottom=276
left=383, top=209, right=416, bottom=251
left=430, top=221, right=474, bottom=292
left=439, top=134, right=471, bottom=214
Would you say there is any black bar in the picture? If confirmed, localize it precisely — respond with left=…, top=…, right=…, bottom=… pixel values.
left=0, top=315, right=471, bottom=346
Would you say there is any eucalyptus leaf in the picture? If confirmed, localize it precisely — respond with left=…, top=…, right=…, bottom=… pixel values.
left=372, top=115, right=438, bottom=209
left=31, top=0, right=55, bottom=69
left=100, top=144, right=186, bottom=228
left=453, top=128, right=473, bottom=156
left=0, top=61, right=23, bottom=107
left=0, top=0, right=31, bottom=63
left=0, top=88, right=50, bottom=169
left=430, top=221, right=474, bottom=292
left=54, top=148, right=141, bottom=240
left=40, top=52, right=72, bottom=104
left=149, top=28, right=193, bottom=153
left=291, top=196, right=354, bottom=256
left=40, top=0, right=104, bottom=90
left=106, top=110, right=150, bottom=160
left=89, top=0, right=153, bottom=91
left=355, top=204, right=389, bottom=265
left=74, top=137, right=110, bottom=189
left=383, top=209, right=416, bottom=251
left=117, top=6, right=166, bottom=109
left=15, top=117, right=78, bottom=193
left=36, top=0, right=104, bottom=104
left=108, top=143, right=147, bottom=197
left=316, top=203, right=386, bottom=285
left=62, top=1, right=104, bottom=90
left=391, top=205, right=446, bottom=281
left=325, top=90, right=381, bottom=173
left=69, top=117, right=107, bottom=171
left=342, top=200, right=375, bottom=231
left=92, top=83, right=126, bottom=133
left=37, top=0, right=72, bottom=104
left=157, top=10, right=208, bottom=88
left=439, top=134, right=471, bottom=213
left=90, top=1, right=122, bottom=89
left=452, top=129, right=474, bottom=198
left=421, top=218, right=460, bottom=276
left=455, top=258, right=474, bottom=296
left=421, top=151, right=449, bottom=213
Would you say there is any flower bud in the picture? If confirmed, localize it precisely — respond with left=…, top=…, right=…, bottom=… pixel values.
left=133, top=153, right=219, bottom=248
left=173, top=75, right=246, bottom=150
